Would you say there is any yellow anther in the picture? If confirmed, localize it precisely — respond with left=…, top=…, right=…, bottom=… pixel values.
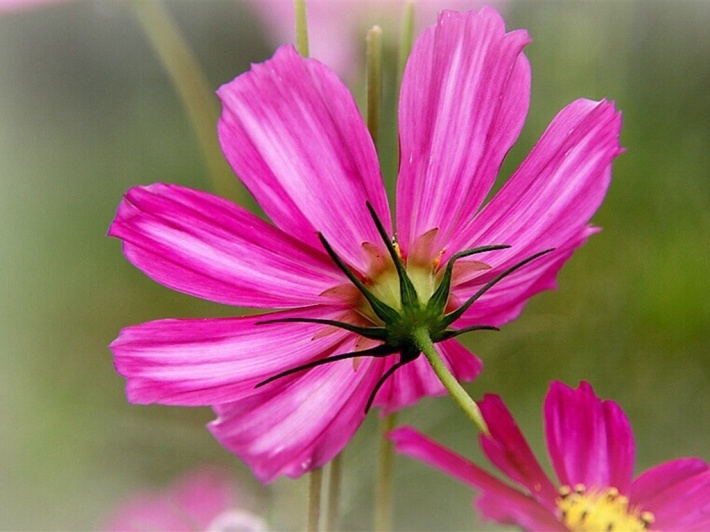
left=556, top=485, right=655, bottom=532
left=392, top=240, right=402, bottom=259
left=641, top=511, right=655, bottom=526
left=432, top=248, right=445, bottom=269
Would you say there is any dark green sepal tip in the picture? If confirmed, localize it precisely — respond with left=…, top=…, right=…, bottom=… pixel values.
left=441, top=248, right=554, bottom=329
left=427, top=244, right=511, bottom=317
left=257, top=317, right=389, bottom=341
left=317, top=232, right=400, bottom=324
left=365, top=201, right=419, bottom=310
left=437, top=325, right=499, bottom=342
left=255, top=343, right=398, bottom=389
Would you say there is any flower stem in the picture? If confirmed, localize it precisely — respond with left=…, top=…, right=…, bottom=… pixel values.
left=294, top=0, right=309, bottom=57
left=308, top=468, right=323, bottom=532
left=374, top=412, right=397, bottom=532
left=130, top=0, right=242, bottom=202
left=366, top=26, right=383, bottom=148
left=412, top=328, right=489, bottom=435
left=396, top=1, right=415, bottom=92
left=366, top=22, right=393, bottom=532
left=325, top=454, right=342, bottom=531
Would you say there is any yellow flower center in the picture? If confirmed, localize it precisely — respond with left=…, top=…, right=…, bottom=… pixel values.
left=557, top=485, right=655, bottom=532
left=367, top=260, right=438, bottom=313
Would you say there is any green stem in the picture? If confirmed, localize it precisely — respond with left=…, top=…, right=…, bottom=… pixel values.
left=325, top=454, right=342, bottom=531
left=308, top=468, right=323, bottom=532
left=396, top=1, right=415, bottom=94
left=130, top=0, right=242, bottom=202
left=366, top=22, right=394, bottom=532
left=374, top=412, right=397, bottom=532
left=294, top=0, right=310, bottom=57
left=366, top=26, right=383, bottom=148
left=413, top=328, right=489, bottom=435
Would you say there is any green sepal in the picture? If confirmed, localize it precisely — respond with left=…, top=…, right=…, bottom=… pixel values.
left=256, top=343, right=397, bottom=388
left=257, top=316, right=389, bottom=341
left=365, top=202, right=419, bottom=309
left=317, top=232, right=400, bottom=324
left=437, top=325, right=499, bottom=341
left=441, top=249, right=554, bottom=329
left=427, top=244, right=511, bottom=316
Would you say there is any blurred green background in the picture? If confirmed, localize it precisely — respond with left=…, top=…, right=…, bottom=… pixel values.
left=1, top=1, right=709, bottom=530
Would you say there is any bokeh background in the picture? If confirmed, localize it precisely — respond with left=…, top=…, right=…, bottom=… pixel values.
left=1, top=1, right=709, bottom=530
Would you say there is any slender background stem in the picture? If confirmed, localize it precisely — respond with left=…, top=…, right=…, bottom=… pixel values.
left=366, top=26, right=383, bottom=148
left=130, top=0, right=242, bottom=202
left=365, top=22, right=395, bottom=532
left=308, top=468, right=323, bottom=532
left=294, top=0, right=310, bottom=57
left=396, top=1, right=415, bottom=97
left=326, top=454, right=342, bottom=531
left=374, top=413, right=397, bottom=532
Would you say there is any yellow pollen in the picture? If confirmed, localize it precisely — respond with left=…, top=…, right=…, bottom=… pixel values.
left=432, top=248, right=445, bottom=270
left=557, top=484, right=655, bottom=531
left=392, top=241, right=403, bottom=260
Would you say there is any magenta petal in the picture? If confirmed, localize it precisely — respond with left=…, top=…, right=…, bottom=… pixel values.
left=218, top=45, right=391, bottom=271
left=475, top=491, right=568, bottom=531
left=479, top=394, right=559, bottom=508
left=396, top=8, right=531, bottom=254
left=209, top=354, right=385, bottom=483
left=102, top=492, right=194, bottom=532
left=631, top=458, right=710, bottom=530
left=102, top=468, right=236, bottom=532
left=111, top=306, right=355, bottom=406
left=170, top=469, right=238, bottom=529
left=109, top=183, right=343, bottom=308
left=544, top=381, right=635, bottom=493
left=371, top=339, right=481, bottom=415
left=390, top=425, right=516, bottom=489
left=448, top=98, right=622, bottom=263
left=390, top=427, right=564, bottom=531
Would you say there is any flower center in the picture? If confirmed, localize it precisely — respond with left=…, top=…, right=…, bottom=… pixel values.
left=365, top=254, right=439, bottom=314
left=352, top=238, right=453, bottom=350
left=557, top=485, right=655, bottom=532
left=255, top=203, right=551, bottom=413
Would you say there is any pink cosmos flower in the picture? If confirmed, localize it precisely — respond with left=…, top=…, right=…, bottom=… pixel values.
left=109, top=8, right=622, bottom=482
left=392, top=381, right=710, bottom=531
left=0, top=0, right=68, bottom=13
left=101, top=467, right=268, bottom=532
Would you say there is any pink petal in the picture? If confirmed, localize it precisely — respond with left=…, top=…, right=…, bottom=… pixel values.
left=396, top=7, right=531, bottom=255
left=169, top=468, right=237, bottom=529
left=391, top=425, right=518, bottom=489
left=217, top=45, right=390, bottom=272
left=209, top=352, right=386, bottom=483
left=447, top=98, right=622, bottom=264
left=479, top=394, right=559, bottom=508
left=544, top=381, right=634, bottom=493
left=450, top=228, right=594, bottom=329
left=111, top=306, right=358, bottom=406
left=101, top=468, right=240, bottom=532
left=109, top=183, right=343, bottom=308
left=389, top=427, right=564, bottom=531
left=0, top=0, right=69, bottom=13
left=102, top=492, right=193, bottom=532
left=475, top=491, right=568, bottom=531
left=631, top=458, right=710, bottom=530
left=371, top=338, right=482, bottom=415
